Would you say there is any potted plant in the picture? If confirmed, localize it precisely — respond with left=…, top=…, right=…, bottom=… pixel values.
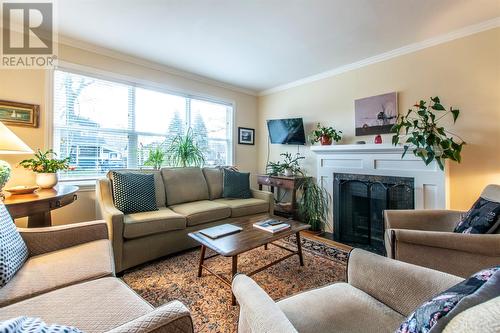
left=297, top=178, right=331, bottom=232
left=166, top=128, right=205, bottom=167
left=144, top=146, right=166, bottom=170
left=266, top=152, right=305, bottom=177
left=18, top=149, right=73, bottom=189
left=391, top=97, right=465, bottom=170
left=310, top=123, right=342, bottom=145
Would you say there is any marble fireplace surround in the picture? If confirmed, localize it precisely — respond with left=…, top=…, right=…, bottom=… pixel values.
left=310, top=144, right=448, bottom=231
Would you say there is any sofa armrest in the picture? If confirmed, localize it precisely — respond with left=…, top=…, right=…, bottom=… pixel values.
left=96, top=178, right=125, bottom=271
left=393, top=230, right=500, bottom=256
left=251, top=189, right=274, bottom=214
left=384, top=209, right=465, bottom=232
left=347, top=248, right=463, bottom=316
left=18, top=220, right=108, bottom=256
left=107, top=301, right=193, bottom=333
left=232, top=274, right=298, bottom=333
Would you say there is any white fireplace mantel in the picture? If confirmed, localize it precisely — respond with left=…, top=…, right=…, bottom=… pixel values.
left=310, top=143, right=449, bottom=230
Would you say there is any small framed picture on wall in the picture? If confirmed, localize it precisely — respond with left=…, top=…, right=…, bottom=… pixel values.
left=238, top=127, right=255, bottom=145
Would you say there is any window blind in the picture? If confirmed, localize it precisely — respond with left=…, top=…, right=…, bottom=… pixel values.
left=53, top=69, right=233, bottom=181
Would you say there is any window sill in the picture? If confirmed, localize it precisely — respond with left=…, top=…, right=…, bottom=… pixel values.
left=58, top=179, right=96, bottom=192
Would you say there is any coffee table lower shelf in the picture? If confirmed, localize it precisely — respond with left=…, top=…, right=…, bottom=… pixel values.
left=196, top=231, right=304, bottom=306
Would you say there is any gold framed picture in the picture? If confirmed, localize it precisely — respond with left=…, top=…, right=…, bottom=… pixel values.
left=0, top=100, right=39, bottom=128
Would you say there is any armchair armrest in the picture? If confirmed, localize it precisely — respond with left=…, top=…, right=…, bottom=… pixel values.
left=347, top=248, right=462, bottom=316
left=18, top=220, right=108, bottom=256
left=394, top=230, right=500, bottom=256
left=232, top=274, right=298, bottom=333
left=107, top=301, right=193, bottom=333
left=384, top=209, right=466, bottom=232
left=251, top=188, right=274, bottom=214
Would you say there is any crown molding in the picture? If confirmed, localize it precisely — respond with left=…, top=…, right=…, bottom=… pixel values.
left=259, top=17, right=500, bottom=96
left=57, top=35, right=258, bottom=96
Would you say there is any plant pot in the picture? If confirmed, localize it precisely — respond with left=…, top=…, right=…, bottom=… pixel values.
left=283, top=168, right=294, bottom=177
left=320, top=136, right=333, bottom=145
left=36, top=173, right=58, bottom=189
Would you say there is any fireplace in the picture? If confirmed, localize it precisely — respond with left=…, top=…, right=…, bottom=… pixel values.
left=333, top=173, right=414, bottom=254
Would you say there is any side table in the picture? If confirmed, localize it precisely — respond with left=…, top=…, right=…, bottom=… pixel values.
left=4, top=185, right=79, bottom=227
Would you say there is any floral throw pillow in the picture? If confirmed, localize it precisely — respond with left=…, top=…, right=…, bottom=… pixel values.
left=453, top=197, right=500, bottom=234
left=396, top=266, right=500, bottom=333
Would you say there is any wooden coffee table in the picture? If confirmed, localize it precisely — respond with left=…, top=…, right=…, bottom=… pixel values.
left=188, top=217, right=310, bottom=305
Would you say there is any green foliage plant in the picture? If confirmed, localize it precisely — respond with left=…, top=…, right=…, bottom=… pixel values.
left=18, top=149, right=72, bottom=173
left=144, top=146, right=166, bottom=170
left=266, top=152, right=305, bottom=176
left=391, top=97, right=465, bottom=171
left=309, top=123, right=342, bottom=144
left=166, top=128, right=205, bottom=167
left=298, top=178, right=331, bottom=232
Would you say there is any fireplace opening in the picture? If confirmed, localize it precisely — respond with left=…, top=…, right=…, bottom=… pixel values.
left=333, top=173, right=414, bottom=254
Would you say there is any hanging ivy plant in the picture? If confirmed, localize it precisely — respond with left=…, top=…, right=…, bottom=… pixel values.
left=391, top=97, right=465, bottom=170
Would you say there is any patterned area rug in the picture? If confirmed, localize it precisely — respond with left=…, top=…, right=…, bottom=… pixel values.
left=122, top=236, right=350, bottom=333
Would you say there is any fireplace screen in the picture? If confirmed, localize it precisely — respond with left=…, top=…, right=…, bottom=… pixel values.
left=333, top=173, right=414, bottom=254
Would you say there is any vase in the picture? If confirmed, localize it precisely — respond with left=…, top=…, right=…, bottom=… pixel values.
left=320, top=136, right=332, bottom=145
left=36, top=173, right=58, bottom=189
left=283, top=168, right=294, bottom=177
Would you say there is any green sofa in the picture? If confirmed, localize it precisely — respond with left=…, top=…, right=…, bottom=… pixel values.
left=96, top=167, right=273, bottom=272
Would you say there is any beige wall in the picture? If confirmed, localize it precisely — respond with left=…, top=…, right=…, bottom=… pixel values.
left=1, top=44, right=258, bottom=226
left=258, top=28, right=500, bottom=210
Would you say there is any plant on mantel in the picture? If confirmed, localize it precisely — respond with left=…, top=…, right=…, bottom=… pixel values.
left=309, top=123, right=343, bottom=145
left=391, top=96, right=465, bottom=170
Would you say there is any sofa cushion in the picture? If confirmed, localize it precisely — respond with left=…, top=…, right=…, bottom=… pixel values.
left=396, top=266, right=500, bottom=333
left=454, top=197, right=500, bottom=234
left=0, top=239, right=113, bottom=307
left=223, top=168, right=252, bottom=199
left=214, top=198, right=269, bottom=217
left=277, top=283, right=404, bottom=333
left=110, top=171, right=158, bottom=214
left=0, top=277, right=153, bottom=333
left=202, top=167, right=223, bottom=200
left=0, top=204, right=28, bottom=288
left=161, top=167, right=209, bottom=205
left=170, top=200, right=231, bottom=227
left=123, top=207, right=186, bottom=239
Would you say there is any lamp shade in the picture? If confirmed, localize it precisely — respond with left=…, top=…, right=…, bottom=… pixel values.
left=0, top=121, right=33, bottom=154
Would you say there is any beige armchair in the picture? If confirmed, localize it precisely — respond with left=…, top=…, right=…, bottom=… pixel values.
left=385, top=184, right=500, bottom=278
left=232, top=248, right=481, bottom=333
left=0, top=220, right=193, bottom=333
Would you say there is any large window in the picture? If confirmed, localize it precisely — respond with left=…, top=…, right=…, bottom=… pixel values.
left=53, top=69, right=233, bottom=180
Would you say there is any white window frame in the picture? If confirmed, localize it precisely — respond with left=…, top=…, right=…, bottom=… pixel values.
left=47, top=61, right=235, bottom=185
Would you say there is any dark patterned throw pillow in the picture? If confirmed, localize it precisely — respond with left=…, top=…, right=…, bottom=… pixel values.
left=222, top=168, right=252, bottom=199
left=453, top=197, right=500, bottom=234
left=0, top=203, right=28, bottom=288
left=396, top=266, right=500, bottom=333
left=110, top=171, right=158, bottom=214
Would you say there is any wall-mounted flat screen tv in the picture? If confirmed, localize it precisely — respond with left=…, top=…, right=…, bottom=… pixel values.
left=266, top=118, right=306, bottom=145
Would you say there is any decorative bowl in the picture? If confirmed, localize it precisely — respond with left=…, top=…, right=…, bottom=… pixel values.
left=4, top=185, right=39, bottom=195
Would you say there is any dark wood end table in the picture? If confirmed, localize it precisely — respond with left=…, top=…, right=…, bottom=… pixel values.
left=188, top=217, right=310, bottom=305
left=4, top=185, right=79, bottom=227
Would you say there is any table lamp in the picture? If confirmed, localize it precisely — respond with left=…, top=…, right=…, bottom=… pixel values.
left=0, top=121, right=33, bottom=199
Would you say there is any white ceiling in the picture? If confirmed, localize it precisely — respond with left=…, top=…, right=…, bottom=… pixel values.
left=57, top=0, right=500, bottom=94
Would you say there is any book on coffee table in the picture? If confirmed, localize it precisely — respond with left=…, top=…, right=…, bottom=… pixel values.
left=253, top=219, right=291, bottom=233
left=199, top=224, right=243, bottom=239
